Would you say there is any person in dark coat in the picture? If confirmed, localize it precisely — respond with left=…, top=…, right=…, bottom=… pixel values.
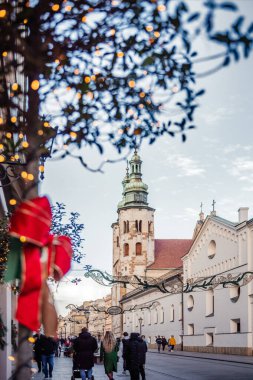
left=125, top=332, right=147, bottom=380
left=40, top=335, right=57, bottom=379
left=73, top=327, right=98, bottom=380
left=33, top=334, right=42, bottom=373
left=138, top=336, right=147, bottom=380
left=121, top=331, right=129, bottom=375
left=161, top=336, right=167, bottom=351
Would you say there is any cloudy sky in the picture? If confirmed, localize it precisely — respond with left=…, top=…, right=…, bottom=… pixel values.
left=41, top=1, right=253, bottom=315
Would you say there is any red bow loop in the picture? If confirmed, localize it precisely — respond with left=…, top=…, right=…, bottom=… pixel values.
left=48, top=236, right=72, bottom=281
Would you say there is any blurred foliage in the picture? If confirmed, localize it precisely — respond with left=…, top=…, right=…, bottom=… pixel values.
left=0, top=0, right=252, bottom=167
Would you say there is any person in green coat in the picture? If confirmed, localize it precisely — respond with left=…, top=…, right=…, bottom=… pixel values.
left=100, top=331, right=119, bottom=380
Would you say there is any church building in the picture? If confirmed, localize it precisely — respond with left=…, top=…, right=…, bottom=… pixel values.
left=111, top=151, right=253, bottom=355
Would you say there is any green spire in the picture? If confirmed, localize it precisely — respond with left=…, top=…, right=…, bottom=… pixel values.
left=118, top=150, right=149, bottom=209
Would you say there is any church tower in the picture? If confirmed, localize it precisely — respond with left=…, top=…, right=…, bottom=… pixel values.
left=111, top=151, right=155, bottom=335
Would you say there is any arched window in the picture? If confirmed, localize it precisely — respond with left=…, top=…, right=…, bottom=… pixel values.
left=139, top=220, right=142, bottom=232
left=124, top=243, right=129, bottom=256
left=135, top=220, right=138, bottom=232
left=135, top=164, right=138, bottom=172
left=123, top=221, right=126, bottom=233
left=160, top=307, right=164, bottom=324
left=208, top=240, right=216, bottom=259
left=148, top=221, right=153, bottom=234
left=153, top=309, right=158, bottom=324
left=116, top=237, right=119, bottom=247
left=187, top=295, right=194, bottom=311
left=136, top=243, right=142, bottom=256
left=126, top=221, right=129, bottom=233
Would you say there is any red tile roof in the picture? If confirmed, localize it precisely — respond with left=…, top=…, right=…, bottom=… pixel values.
left=147, top=239, right=192, bottom=269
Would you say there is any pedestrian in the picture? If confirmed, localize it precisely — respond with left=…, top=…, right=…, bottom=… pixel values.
left=40, top=334, right=57, bottom=379
left=100, top=331, right=119, bottom=380
left=125, top=332, right=145, bottom=380
left=156, top=335, right=162, bottom=353
left=161, top=336, right=167, bottom=351
left=73, top=327, right=98, bottom=380
left=168, top=335, right=176, bottom=352
left=33, top=334, right=42, bottom=373
left=121, top=331, right=129, bottom=375
left=138, top=335, right=147, bottom=380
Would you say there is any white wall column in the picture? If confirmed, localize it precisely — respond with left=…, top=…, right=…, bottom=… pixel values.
left=0, top=285, right=12, bottom=379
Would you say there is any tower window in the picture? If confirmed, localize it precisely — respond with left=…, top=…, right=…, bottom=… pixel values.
left=123, top=243, right=129, bottom=257
left=126, top=221, right=129, bottom=233
left=135, top=220, right=138, bottom=232
left=116, top=237, right=119, bottom=247
left=139, top=220, right=142, bottom=232
left=123, top=221, right=126, bottom=233
left=136, top=243, right=142, bottom=256
left=148, top=222, right=153, bottom=234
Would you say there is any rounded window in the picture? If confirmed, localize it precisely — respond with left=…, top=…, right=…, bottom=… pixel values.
left=187, top=295, right=194, bottom=311
left=230, top=286, right=240, bottom=303
left=208, top=240, right=216, bottom=259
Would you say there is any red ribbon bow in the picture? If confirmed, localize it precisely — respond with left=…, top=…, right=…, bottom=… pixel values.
left=8, top=196, right=72, bottom=334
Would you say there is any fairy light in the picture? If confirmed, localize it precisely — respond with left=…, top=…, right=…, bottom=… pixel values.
left=95, top=50, right=101, bottom=56
left=18, top=133, right=24, bottom=138
left=70, top=132, right=77, bottom=139
left=31, top=80, right=40, bottom=90
left=37, top=130, right=44, bottom=136
left=0, top=155, right=5, bottom=163
left=12, top=83, right=18, bottom=91
left=139, top=92, right=145, bottom=98
left=22, top=141, right=29, bottom=148
left=65, top=5, right=72, bottom=11
left=11, top=116, right=17, bottom=123
left=39, top=165, right=45, bottom=173
left=146, top=25, right=153, bottom=32
left=128, top=80, right=135, bottom=88
left=27, top=174, right=34, bottom=181
left=23, top=18, right=28, bottom=24
left=20, top=236, right=27, bottom=243
left=14, top=154, right=19, bottom=160
left=0, top=9, right=7, bottom=18
left=154, top=31, right=160, bottom=38
left=55, top=59, right=60, bottom=64
left=66, top=86, right=71, bottom=91
left=91, top=75, right=96, bottom=81
left=2, top=51, right=7, bottom=57
left=87, top=92, right=93, bottom=99
left=0, top=117, right=3, bottom=124
left=110, top=29, right=116, bottom=36
left=9, top=199, right=17, bottom=206
left=0, top=144, right=3, bottom=149
left=43, top=122, right=49, bottom=127
left=74, top=69, right=79, bottom=75
left=6, top=132, right=12, bottom=138
left=81, top=16, right=87, bottom=22
left=117, top=52, right=124, bottom=58
left=21, top=171, right=28, bottom=179
left=157, top=4, right=166, bottom=12
left=52, top=4, right=60, bottom=11
left=84, top=76, right=91, bottom=83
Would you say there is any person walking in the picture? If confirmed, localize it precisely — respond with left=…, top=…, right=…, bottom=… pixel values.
left=40, top=335, right=57, bottom=379
left=138, top=335, right=147, bottom=380
left=33, top=334, right=42, bottom=373
left=161, top=336, right=167, bottom=351
left=121, top=331, right=129, bottom=375
left=100, top=331, right=119, bottom=380
left=156, top=335, right=162, bottom=353
left=125, top=332, right=144, bottom=380
left=73, top=327, right=98, bottom=380
left=168, top=335, right=176, bottom=352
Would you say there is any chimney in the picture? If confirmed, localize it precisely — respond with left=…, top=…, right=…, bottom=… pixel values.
left=238, top=207, right=249, bottom=223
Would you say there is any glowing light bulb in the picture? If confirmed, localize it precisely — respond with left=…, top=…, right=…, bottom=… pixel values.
left=70, top=132, right=77, bottom=139
left=2, top=51, right=7, bottom=57
left=21, top=171, right=28, bottom=179
left=0, top=9, right=7, bottom=18
left=39, top=165, right=45, bottom=172
left=52, top=4, right=60, bottom=11
left=12, top=83, right=18, bottom=91
left=27, top=173, right=34, bottom=181
left=128, top=80, right=135, bottom=88
left=6, top=132, right=12, bottom=138
left=154, top=31, right=160, bottom=38
left=22, top=141, right=29, bottom=148
left=11, top=116, right=17, bottom=123
left=139, top=92, right=145, bottom=98
left=43, top=122, right=49, bottom=127
left=20, top=236, right=27, bottom=243
left=31, top=80, right=40, bottom=90
left=146, top=25, right=153, bottom=32
left=9, top=199, right=17, bottom=206
left=37, top=130, right=44, bottom=136
left=81, top=16, right=87, bottom=22
left=0, top=155, right=5, bottom=163
left=84, top=76, right=91, bottom=83
left=117, top=52, right=124, bottom=58
left=157, top=4, right=166, bottom=12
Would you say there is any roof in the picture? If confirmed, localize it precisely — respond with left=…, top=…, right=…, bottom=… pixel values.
left=148, top=239, right=192, bottom=269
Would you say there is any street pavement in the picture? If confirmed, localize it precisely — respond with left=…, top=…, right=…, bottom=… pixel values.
left=32, top=351, right=253, bottom=380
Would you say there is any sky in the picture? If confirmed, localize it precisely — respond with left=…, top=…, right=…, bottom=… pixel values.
left=41, top=1, right=253, bottom=316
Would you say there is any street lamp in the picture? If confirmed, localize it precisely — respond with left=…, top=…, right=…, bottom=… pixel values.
left=138, top=317, right=143, bottom=335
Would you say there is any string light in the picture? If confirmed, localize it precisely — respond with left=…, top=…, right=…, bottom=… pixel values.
left=2, top=51, right=7, bottom=57
left=6, top=132, right=12, bottom=138
left=12, top=83, right=18, bottom=91
left=23, top=18, right=28, bottom=24
left=146, top=25, right=153, bottom=32
left=128, top=80, right=135, bottom=88
left=110, top=29, right=116, bottom=36
left=91, top=75, right=96, bottom=81
left=70, top=132, right=77, bottom=139
left=52, top=4, right=60, bottom=11
left=0, top=118, right=3, bottom=124
left=11, top=116, right=17, bottom=123
left=157, top=4, right=166, bottom=12
left=43, top=122, right=50, bottom=127
left=22, top=141, right=29, bottom=148
left=18, top=133, right=24, bottom=138
left=0, top=155, right=5, bottom=163
left=21, top=171, right=28, bottom=179
left=139, top=92, right=145, bottom=98
left=154, top=31, right=160, bottom=38
left=74, top=69, right=79, bottom=75
left=117, top=52, right=124, bottom=58
left=0, top=144, right=3, bottom=149
left=0, top=9, right=7, bottom=18
left=65, top=5, right=72, bottom=11
left=81, top=16, right=87, bottom=22
left=38, top=130, right=44, bottom=136
left=84, top=76, right=91, bottom=83
left=8, top=356, right=15, bottom=361
left=27, top=174, right=34, bottom=181
left=39, top=165, right=45, bottom=173
left=9, top=199, right=17, bottom=206
left=31, top=80, right=40, bottom=90
left=20, top=236, right=27, bottom=243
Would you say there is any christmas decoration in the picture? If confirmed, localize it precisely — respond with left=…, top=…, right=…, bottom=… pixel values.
left=0, top=313, right=7, bottom=351
left=4, top=196, right=73, bottom=336
left=0, top=216, right=9, bottom=282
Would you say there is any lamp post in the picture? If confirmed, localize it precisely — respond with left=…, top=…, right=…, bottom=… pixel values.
left=64, top=323, right=67, bottom=340
left=138, top=317, right=143, bottom=335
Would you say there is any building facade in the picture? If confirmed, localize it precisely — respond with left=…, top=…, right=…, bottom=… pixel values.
left=111, top=152, right=253, bottom=355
